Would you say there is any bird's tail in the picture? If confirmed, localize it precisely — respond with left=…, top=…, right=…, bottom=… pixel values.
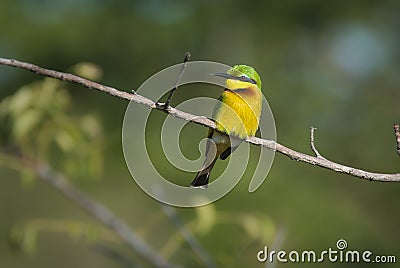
left=190, top=157, right=218, bottom=188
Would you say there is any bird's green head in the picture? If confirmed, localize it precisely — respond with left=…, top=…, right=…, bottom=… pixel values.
left=228, top=65, right=262, bottom=89
left=214, top=65, right=262, bottom=90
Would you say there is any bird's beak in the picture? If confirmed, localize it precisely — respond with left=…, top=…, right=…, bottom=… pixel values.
left=212, top=73, right=236, bottom=80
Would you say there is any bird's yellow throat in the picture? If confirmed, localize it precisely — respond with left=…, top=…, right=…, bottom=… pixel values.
left=226, top=79, right=259, bottom=91
left=215, top=79, right=262, bottom=138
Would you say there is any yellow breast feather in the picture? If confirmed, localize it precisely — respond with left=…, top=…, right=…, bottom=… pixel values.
left=215, top=85, right=262, bottom=138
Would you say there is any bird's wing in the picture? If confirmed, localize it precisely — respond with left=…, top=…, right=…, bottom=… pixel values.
left=219, top=136, right=243, bottom=160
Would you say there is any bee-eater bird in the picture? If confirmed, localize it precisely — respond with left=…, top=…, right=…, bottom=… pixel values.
left=191, top=65, right=263, bottom=188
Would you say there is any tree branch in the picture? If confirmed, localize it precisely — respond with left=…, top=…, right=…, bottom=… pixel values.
left=33, top=161, right=179, bottom=268
left=1, top=57, right=399, bottom=182
left=394, top=124, right=400, bottom=157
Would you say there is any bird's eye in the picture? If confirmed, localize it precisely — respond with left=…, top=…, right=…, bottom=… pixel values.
left=240, top=75, right=247, bottom=80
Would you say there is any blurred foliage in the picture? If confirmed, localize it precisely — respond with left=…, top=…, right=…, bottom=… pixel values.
left=1, top=0, right=400, bottom=268
left=0, top=63, right=104, bottom=181
left=8, top=219, right=117, bottom=254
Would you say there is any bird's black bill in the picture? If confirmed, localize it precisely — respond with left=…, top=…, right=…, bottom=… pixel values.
left=212, top=72, right=256, bottom=84
left=212, top=72, right=236, bottom=80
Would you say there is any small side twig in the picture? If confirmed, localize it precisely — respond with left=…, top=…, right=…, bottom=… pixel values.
left=310, top=127, right=325, bottom=159
left=394, top=124, right=400, bottom=157
left=157, top=52, right=191, bottom=110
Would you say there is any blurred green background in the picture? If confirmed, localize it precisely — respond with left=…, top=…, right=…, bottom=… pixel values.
left=1, top=0, right=400, bottom=267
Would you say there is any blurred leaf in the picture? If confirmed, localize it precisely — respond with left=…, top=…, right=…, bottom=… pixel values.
left=5, top=86, right=33, bottom=117
left=71, top=62, right=103, bottom=81
left=240, top=214, right=261, bottom=239
left=8, top=224, right=37, bottom=254
left=237, top=213, right=277, bottom=243
left=23, top=227, right=38, bottom=253
left=54, top=129, right=75, bottom=152
left=260, top=216, right=277, bottom=243
left=195, top=204, right=217, bottom=234
left=36, top=79, right=60, bottom=110
left=12, top=109, right=42, bottom=141
left=80, top=114, right=102, bottom=138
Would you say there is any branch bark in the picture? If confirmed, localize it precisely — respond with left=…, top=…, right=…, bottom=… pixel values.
left=394, top=124, right=400, bottom=157
left=1, top=57, right=399, bottom=182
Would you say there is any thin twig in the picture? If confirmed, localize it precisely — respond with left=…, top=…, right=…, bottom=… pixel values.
left=32, top=161, right=179, bottom=268
left=394, top=124, right=400, bottom=157
left=159, top=52, right=191, bottom=109
left=1, top=57, right=400, bottom=182
left=265, top=227, right=286, bottom=268
left=161, top=205, right=216, bottom=268
left=310, top=127, right=325, bottom=159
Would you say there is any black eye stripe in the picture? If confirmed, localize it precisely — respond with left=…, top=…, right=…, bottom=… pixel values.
left=233, top=75, right=257, bottom=85
left=242, top=77, right=257, bottom=84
